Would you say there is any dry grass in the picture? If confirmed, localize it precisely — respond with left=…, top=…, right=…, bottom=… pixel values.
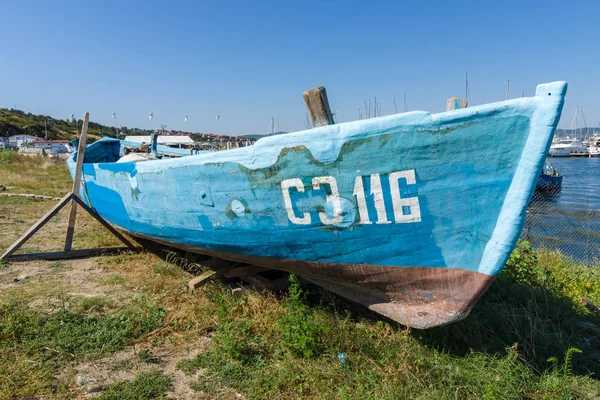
left=0, top=152, right=72, bottom=197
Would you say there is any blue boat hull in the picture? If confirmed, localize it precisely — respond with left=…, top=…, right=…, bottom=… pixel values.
left=537, top=172, right=563, bottom=189
left=68, top=82, right=567, bottom=328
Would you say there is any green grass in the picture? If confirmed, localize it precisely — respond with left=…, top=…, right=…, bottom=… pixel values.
left=0, top=295, right=166, bottom=399
left=72, top=296, right=115, bottom=314
left=97, top=371, right=173, bottom=400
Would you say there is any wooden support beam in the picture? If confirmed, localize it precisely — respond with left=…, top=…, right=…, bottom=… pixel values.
left=65, top=112, right=89, bottom=251
left=0, top=193, right=62, bottom=201
left=0, top=193, right=73, bottom=260
left=188, top=270, right=217, bottom=290
left=6, top=247, right=131, bottom=261
left=303, top=86, right=335, bottom=128
left=0, top=111, right=140, bottom=263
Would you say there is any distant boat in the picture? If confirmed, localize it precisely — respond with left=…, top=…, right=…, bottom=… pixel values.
left=536, top=160, right=563, bottom=192
left=68, top=81, right=567, bottom=329
left=548, top=138, right=588, bottom=157
left=587, top=135, right=600, bottom=157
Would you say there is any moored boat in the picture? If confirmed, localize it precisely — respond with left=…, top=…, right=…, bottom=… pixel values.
left=536, top=159, right=563, bottom=193
left=68, top=81, right=567, bottom=329
left=588, top=135, right=600, bottom=157
left=548, top=138, right=588, bottom=157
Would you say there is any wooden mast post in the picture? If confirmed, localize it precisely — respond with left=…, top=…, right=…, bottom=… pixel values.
left=64, top=112, right=89, bottom=251
left=303, top=86, right=335, bottom=128
left=0, top=112, right=137, bottom=262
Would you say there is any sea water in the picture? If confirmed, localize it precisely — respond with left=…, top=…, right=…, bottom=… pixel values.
left=523, top=157, right=600, bottom=262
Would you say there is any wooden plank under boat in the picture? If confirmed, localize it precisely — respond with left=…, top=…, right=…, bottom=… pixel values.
left=67, top=81, right=567, bottom=329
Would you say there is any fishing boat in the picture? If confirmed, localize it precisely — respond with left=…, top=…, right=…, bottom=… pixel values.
left=536, top=159, right=563, bottom=192
left=68, top=81, right=567, bottom=329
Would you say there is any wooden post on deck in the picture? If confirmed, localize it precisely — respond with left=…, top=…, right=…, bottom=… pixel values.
left=446, top=96, right=468, bottom=111
left=303, top=86, right=335, bottom=128
left=0, top=112, right=137, bottom=262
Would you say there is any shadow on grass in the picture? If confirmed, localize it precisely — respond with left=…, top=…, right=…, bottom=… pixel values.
left=417, top=278, right=600, bottom=378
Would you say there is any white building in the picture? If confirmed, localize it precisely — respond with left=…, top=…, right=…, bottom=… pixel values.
left=124, top=135, right=195, bottom=148
left=8, top=134, right=40, bottom=148
left=31, top=140, right=72, bottom=154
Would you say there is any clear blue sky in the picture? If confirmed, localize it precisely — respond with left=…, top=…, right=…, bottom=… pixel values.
left=1, top=0, right=599, bottom=135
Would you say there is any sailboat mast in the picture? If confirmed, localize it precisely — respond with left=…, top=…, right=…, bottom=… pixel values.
left=581, top=107, right=588, bottom=138
left=465, top=71, right=469, bottom=105
left=393, top=94, right=398, bottom=114
left=276, top=114, right=281, bottom=133
left=403, top=93, right=408, bottom=112
left=506, top=79, right=510, bottom=100
left=374, top=97, right=377, bottom=117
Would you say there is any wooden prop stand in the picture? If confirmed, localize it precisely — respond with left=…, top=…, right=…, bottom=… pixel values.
left=303, top=86, right=335, bottom=128
left=0, top=112, right=137, bottom=262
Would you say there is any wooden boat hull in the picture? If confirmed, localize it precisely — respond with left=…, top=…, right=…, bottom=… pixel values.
left=68, top=81, right=567, bottom=328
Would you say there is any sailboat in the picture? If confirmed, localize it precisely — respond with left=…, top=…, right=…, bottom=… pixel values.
left=67, top=81, right=567, bottom=329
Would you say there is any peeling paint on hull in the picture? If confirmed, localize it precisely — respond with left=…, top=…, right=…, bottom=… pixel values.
left=67, top=82, right=567, bottom=328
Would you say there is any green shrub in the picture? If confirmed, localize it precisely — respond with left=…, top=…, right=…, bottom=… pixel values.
left=277, top=274, right=329, bottom=358
left=502, top=241, right=545, bottom=284
left=0, top=149, right=19, bottom=164
left=503, top=241, right=600, bottom=308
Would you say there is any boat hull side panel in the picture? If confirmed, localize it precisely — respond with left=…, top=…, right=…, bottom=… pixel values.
left=79, top=114, right=530, bottom=274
